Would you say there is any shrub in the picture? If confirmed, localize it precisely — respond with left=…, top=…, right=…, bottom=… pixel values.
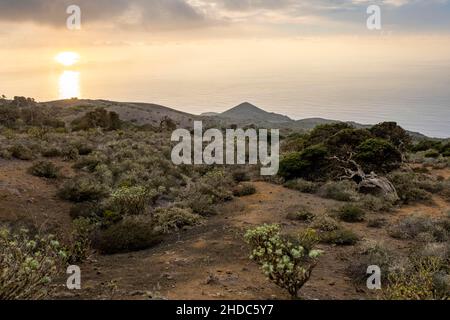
left=69, top=202, right=101, bottom=220
left=346, top=242, right=394, bottom=284
left=320, top=228, right=359, bottom=246
left=388, top=172, right=433, bottom=204
left=28, top=161, right=60, bottom=179
left=71, top=108, right=121, bottom=131
left=283, top=179, right=319, bottom=193
left=410, top=139, right=442, bottom=153
left=326, top=128, right=373, bottom=157
left=67, top=218, right=95, bottom=264
left=153, top=207, right=202, bottom=234
left=232, top=169, right=250, bottom=182
left=42, top=147, right=62, bottom=158
left=370, top=122, right=411, bottom=151
left=360, top=194, right=394, bottom=212
left=310, top=214, right=339, bottom=232
left=233, top=183, right=257, bottom=197
left=367, top=218, right=387, bottom=229
left=92, top=216, right=162, bottom=254
left=354, top=138, right=402, bottom=173
left=9, top=144, right=34, bottom=160
left=306, top=123, right=352, bottom=147
left=389, top=216, right=449, bottom=242
left=278, top=144, right=329, bottom=181
left=58, top=175, right=110, bottom=202
left=244, top=224, right=323, bottom=299
left=318, top=180, right=358, bottom=202
left=337, top=204, right=366, bottom=223
left=286, top=208, right=315, bottom=222
left=424, top=150, right=440, bottom=159
left=109, top=186, right=157, bottom=215
left=382, top=256, right=449, bottom=300
left=0, top=228, right=65, bottom=300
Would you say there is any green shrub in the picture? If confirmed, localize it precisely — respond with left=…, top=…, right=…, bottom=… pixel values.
left=278, top=144, right=328, bottom=181
left=383, top=256, right=449, bottom=300
left=69, top=202, right=102, bottom=220
left=410, top=140, right=442, bottom=153
left=71, top=108, right=121, bottom=131
left=310, top=214, right=339, bottom=232
left=0, top=228, right=65, bottom=300
left=326, top=128, right=373, bottom=157
left=244, top=224, right=323, bottom=299
left=28, top=161, right=60, bottom=179
left=67, top=218, right=95, bottom=264
left=153, top=207, right=202, bottom=234
left=306, top=123, right=352, bottom=147
left=320, top=228, right=359, bottom=246
left=233, top=183, right=257, bottom=197
left=58, top=175, right=109, bottom=202
left=283, top=179, right=319, bottom=193
left=318, top=180, right=358, bottom=202
left=354, top=138, right=402, bottom=173
left=424, top=150, right=440, bottom=159
left=9, top=144, right=34, bottom=160
left=109, top=186, right=157, bottom=215
left=370, top=122, right=411, bottom=151
left=286, top=208, right=315, bottom=222
left=337, top=204, right=366, bottom=223
left=91, top=216, right=162, bottom=254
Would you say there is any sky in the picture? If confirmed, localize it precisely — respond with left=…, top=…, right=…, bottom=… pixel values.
left=1, top=0, right=449, bottom=137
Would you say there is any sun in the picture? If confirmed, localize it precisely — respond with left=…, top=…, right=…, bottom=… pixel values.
left=55, top=52, right=80, bottom=66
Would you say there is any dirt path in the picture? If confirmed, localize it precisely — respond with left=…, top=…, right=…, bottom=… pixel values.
left=59, top=182, right=375, bottom=300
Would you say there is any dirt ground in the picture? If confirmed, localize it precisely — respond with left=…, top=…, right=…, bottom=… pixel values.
left=1, top=159, right=449, bottom=300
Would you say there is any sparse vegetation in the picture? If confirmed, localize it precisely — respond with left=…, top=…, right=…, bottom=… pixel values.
left=336, top=204, right=366, bottom=223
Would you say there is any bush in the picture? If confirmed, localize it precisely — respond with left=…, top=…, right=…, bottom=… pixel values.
left=424, top=150, right=440, bottom=159
left=233, top=183, right=256, bottom=197
left=71, top=108, right=121, bottom=131
left=244, top=224, right=323, bottom=299
left=310, top=214, right=339, bottom=232
left=320, top=228, right=359, bottom=246
left=153, top=207, right=202, bottom=234
left=306, top=123, right=352, bottom=147
left=367, top=218, right=387, bottom=229
left=286, top=208, right=315, bottom=222
left=410, top=139, right=442, bottom=153
left=388, top=172, right=434, bottom=204
left=337, top=204, right=366, bottom=223
left=318, top=180, right=358, bottom=202
left=370, top=122, right=411, bottom=151
left=58, top=175, right=109, bottom=202
left=232, top=169, right=250, bottom=182
left=383, top=256, right=449, bottom=300
left=9, top=144, right=34, bottom=160
left=360, top=194, right=394, bottom=212
left=354, top=138, right=402, bottom=173
left=278, top=144, right=329, bottom=181
left=346, top=242, right=394, bottom=284
left=67, top=218, right=95, bottom=264
left=283, top=179, right=319, bottom=193
left=109, top=186, right=157, bottom=215
left=389, top=216, right=449, bottom=242
left=42, top=147, right=62, bottom=158
left=326, top=128, right=373, bottom=157
left=69, top=202, right=102, bottom=220
left=0, top=228, right=65, bottom=300
left=92, top=216, right=162, bottom=254
left=28, top=161, right=60, bottom=179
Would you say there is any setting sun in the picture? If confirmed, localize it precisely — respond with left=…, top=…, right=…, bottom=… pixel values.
left=55, top=51, right=80, bottom=66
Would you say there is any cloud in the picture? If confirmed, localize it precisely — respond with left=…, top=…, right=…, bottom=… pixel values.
left=0, top=0, right=449, bottom=33
left=0, top=0, right=207, bottom=29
